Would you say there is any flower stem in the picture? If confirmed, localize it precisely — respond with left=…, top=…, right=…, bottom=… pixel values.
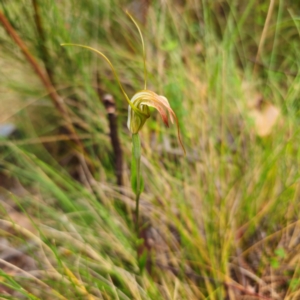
left=132, top=133, right=141, bottom=236
left=135, top=190, right=141, bottom=236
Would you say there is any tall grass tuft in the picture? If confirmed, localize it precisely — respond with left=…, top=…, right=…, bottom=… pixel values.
left=1, top=0, right=300, bottom=299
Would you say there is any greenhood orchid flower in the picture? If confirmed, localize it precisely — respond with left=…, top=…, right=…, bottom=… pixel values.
left=127, top=90, right=175, bottom=132
left=127, top=89, right=185, bottom=154
left=61, top=12, right=185, bottom=154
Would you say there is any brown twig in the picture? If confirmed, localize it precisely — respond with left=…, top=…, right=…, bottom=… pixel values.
left=96, top=73, right=123, bottom=186
left=0, top=10, right=84, bottom=152
left=32, top=0, right=55, bottom=85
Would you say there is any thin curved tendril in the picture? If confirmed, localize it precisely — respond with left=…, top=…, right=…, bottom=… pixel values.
left=61, top=43, right=146, bottom=116
left=126, top=11, right=147, bottom=90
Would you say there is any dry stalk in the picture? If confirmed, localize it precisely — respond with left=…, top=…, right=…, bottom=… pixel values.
left=31, top=0, right=55, bottom=84
left=96, top=73, right=124, bottom=186
left=253, top=0, right=275, bottom=74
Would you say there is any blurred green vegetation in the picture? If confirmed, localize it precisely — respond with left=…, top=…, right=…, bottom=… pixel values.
left=1, top=0, right=300, bottom=299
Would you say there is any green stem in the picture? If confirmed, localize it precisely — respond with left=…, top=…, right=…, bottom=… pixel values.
left=135, top=189, right=141, bottom=237
left=132, top=133, right=141, bottom=236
